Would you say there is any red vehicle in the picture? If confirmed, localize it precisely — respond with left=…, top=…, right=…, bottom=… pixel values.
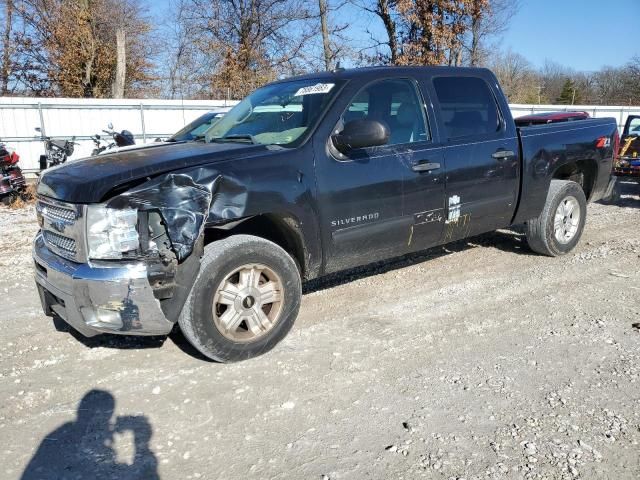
left=0, top=140, right=26, bottom=205
left=615, top=115, right=640, bottom=179
left=515, top=111, right=590, bottom=127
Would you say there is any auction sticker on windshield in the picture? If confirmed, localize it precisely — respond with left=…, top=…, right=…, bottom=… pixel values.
left=294, top=83, right=335, bottom=96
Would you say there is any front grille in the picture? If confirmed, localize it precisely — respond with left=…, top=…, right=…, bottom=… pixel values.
left=36, top=201, right=76, bottom=223
left=42, top=230, right=77, bottom=257
left=36, top=197, right=86, bottom=262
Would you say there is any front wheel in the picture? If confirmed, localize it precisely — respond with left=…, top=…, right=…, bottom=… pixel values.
left=178, top=235, right=302, bottom=362
left=526, top=179, right=587, bottom=256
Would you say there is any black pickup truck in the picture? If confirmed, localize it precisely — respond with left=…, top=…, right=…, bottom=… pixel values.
left=33, top=67, right=618, bottom=362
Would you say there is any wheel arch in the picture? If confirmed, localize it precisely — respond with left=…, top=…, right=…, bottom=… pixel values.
left=204, top=213, right=312, bottom=280
left=551, top=158, right=598, bottom=201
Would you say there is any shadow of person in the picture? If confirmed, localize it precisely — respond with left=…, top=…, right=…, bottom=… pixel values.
left=21, top=389, right=159, bottom=480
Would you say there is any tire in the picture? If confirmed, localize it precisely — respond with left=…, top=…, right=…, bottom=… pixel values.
left=178, top=235, right=302, bottom=362
left=526, top=179, right=587, bottom=257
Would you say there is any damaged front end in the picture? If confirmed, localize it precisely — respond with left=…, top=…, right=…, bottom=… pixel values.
left=34, top=173, right=216, bottom=337
left=34, top=233, right=174, bottom=336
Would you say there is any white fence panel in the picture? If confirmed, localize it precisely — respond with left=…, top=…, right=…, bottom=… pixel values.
left=1, top=97, right=638, bottom=173
left=0, top=97, right=237, bottom=172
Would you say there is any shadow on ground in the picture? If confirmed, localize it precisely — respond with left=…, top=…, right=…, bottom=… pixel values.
left=599, top=179, right=640, bottom=209
left=54, top=316, right=213, bottom=362
left=53, top=316, right=167, bottom=350
left=53, top=227, right=533, bottom=360
left=303, top=226, right=531, bottom=293
left=21, top=389, right=159, bottom=480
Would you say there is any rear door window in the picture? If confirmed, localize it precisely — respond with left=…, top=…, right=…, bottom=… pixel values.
left=433, top=76, right=502, bottom=140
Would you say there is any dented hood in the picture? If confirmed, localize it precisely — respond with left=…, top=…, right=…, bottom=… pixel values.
left=37, top=141, right=271, bottom=203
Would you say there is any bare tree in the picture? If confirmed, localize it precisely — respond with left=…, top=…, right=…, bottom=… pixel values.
left=374, top=0, right=399, bottom=64
left=539, top=59, right=572, bottom=104
left=489, top=49, right=539, bottom=103
left=348, top=0, right=399, bottom=65
left=9, top=0, right=154, bottom=97
left=111, top=27, right=126, bottom=98
left=466, top=0, right=519, bottom=66
left=623, top=56, right=640, bottom=104
left=319, top=0, right=332, bottom=69
left=160, top=0, right=210, bottom=99
left=181, top=0, right=315, bottom=99
left=316, top=0, right=349, bottom=71
left=592, top=58, right=640, bottom=105
left=1, top=0, right=13, bottom=94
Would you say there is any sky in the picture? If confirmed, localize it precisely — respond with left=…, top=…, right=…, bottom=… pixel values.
left=500, top=0, right=640, bottom=71
left=153, top=0, right=639, bottom=73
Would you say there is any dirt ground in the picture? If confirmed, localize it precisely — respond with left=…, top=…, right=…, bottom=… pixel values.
left=1, top=180, right=639, bottom=480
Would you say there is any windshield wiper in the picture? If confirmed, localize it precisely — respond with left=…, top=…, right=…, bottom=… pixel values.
left=211, top=134, right=258, bottom=144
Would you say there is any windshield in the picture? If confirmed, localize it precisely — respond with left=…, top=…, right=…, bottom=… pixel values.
left=169, top=112, right=223, bottom=141
left=203, top=79, right=342, bottom=147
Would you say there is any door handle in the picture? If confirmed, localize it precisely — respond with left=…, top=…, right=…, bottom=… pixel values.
left=492, top=149, right=515, bottom=160
left=412, top=161, right=441, bottom=172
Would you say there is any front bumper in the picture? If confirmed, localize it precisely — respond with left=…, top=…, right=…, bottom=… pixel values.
left=33, top=232, right=174, bottom=337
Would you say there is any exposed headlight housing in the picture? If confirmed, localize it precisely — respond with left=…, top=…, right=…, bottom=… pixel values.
left=86, top=205, right=139, bottom=259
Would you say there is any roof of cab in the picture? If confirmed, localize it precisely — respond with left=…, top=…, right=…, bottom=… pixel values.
left=270, top=65, right=495, bottom=84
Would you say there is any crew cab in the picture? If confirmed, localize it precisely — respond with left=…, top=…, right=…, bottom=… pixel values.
left=33, top=67, right=618, bottom=362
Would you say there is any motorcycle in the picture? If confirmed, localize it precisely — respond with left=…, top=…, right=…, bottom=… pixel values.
left=0, top=139, right=26, bottom=205
left=91, top=123, right=135, bottom=156
left=35, top=127, right=77, bottom=170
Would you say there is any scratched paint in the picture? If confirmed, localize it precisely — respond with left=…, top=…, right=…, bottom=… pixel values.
left=414, top=208, right=444, bottom=225
left=444, top=213, right=472, bottom=241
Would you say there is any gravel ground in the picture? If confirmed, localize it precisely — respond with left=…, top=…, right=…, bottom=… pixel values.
left=1, top=180, right=639, bottom=480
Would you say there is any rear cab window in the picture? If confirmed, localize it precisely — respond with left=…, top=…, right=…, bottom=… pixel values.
left=432, top=76, right=503, bottom=141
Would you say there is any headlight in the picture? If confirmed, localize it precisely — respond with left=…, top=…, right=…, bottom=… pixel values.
left=86, top=205, right=139, bottom=259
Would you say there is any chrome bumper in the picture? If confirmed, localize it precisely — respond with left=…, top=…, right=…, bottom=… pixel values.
left=33, top=232, right=174, bottom=337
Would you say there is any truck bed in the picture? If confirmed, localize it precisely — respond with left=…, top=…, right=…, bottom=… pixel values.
left=513, top=117, right=618, bottom=224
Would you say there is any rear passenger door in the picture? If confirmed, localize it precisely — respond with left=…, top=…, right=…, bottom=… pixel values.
left=430, top=75, right=520, bottom=241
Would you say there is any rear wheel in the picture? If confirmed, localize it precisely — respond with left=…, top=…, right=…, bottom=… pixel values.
left=178, top=235, right=302, bottom=362
left=526, top=180, right=587, bottom=256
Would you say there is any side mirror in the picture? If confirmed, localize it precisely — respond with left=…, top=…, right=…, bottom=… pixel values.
left=331, top=119, right=389, bottom=154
